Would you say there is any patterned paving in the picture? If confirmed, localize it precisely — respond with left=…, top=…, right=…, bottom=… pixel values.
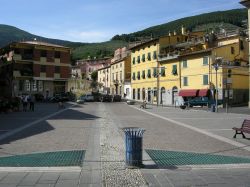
left=146, top=149, right=250, bottom=166
left=0, top=150, right=85, bottom=167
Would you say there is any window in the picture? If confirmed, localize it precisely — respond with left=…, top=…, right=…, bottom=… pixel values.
left=41, top=50, right=47, bottom=57
left=182, top=60, right=187, bottom=68
left=153, top=68, right=157, bottom=77
left=137, top=88, right=140, bottom=100
left=55, top=66, right=60, bottom=73
left=153, top=51, right=157, bottom=60
left=15, top=48, right=21, bottom=54
left=133, top=89, right=136, bottom=99
left=19, top=80, right=24, bottom=91
left=172, top=65, right=178, bottom=75
left=240, top=40, right=244, bottom=50
left=120, top=63, right=122, bottom=67
left=132, top=57, right=135, bottom=64
left=32, top=80, right=37, bottom=91
left=147, top=52, right=151, bottom=61
left=147, top=69, right=151, bottom=78
left=142, top=54, right=145, bottom=62
left=120, top=71, right=122, bottom=81
left=203, top=57, right=208, bottom=66
left=132, top=72, right=136, bottom=80
left=38, top=81, right=43, bottom=91
left=55, top=51, right=60, bottom=58
left=23, top=49, right=33, bottom=60
left=203, top=75, right=208, bottom=85
left=25, top=80, right=30, bottom=91
left=41, top=65, right=46, bottom=72
left=183, top=77, right=188, bottom=86
left=137, top=56, right=140, bottom=63
left=137, top=71, right=140, bottom=80
left=112, top=73, right=114, bottom=81
left=116, top=64, right=118, bottom=69
left=142, top=70, right=145, bottom=79
left=231, top=47, right=235, bottom=54
left=116, top=72, right=118, bottom=80
left=161, top=67, right=165, bottom=76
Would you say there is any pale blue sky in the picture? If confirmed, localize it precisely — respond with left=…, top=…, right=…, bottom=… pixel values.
left=0, top=0, right=244, bottom=42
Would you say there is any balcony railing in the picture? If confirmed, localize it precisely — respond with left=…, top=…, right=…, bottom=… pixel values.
left=158, top=52, right=180, bottom=62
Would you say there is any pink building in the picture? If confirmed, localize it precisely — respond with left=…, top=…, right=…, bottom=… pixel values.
left=77, top=58, right=111, bottom=80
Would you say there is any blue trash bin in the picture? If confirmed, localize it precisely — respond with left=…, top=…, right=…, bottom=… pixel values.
left=123, top=127, right=145, bottom=168
left=211, top=104, right=215, bottom=112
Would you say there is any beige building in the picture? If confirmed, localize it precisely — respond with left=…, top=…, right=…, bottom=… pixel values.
left=110, top=55, right=131, bottom=96
left=98, top=65, right=111, bottom=94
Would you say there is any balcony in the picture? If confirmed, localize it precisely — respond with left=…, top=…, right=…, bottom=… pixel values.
left=158, top=52, right=180, bottom=62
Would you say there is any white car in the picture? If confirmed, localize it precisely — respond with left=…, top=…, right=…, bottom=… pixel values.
left=82, top=94, right=94, bottom=102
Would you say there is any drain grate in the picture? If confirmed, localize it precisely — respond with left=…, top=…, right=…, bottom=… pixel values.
left=146, top=149, right=250, bottom=166
left=0, top=150, right=85, bottom=167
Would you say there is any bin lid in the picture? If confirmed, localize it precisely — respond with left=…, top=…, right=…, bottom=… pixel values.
left=122, top=127, right=145, bottom=137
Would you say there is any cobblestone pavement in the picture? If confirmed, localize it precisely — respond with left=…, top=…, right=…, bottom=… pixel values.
left=0, top=102, right=250, bottom=186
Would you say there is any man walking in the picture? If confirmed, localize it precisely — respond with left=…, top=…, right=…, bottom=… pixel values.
left=29, top=95, right=35, bottom=112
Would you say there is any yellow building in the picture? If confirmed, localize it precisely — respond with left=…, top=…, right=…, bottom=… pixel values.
left=178, top=32, right=249, bottom=106
left=157, top=30, right=204, bottom=105
left=130, top=39, right=159, bottom=103
left=131, top=28, right=249, bottom=107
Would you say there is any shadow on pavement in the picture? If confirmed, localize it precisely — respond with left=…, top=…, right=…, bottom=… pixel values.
left=0, top=108, right=100, bottom=146
left=143, top=164, right=179, bottom=170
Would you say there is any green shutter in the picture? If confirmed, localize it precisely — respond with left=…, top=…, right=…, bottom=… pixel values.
left=203, top=75, right=208, bottom=85
left=172, top=65, right=177, bottom=75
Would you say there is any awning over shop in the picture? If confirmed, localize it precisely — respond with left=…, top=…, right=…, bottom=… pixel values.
left=178, top=89, right=198, bottom=97
left=198, top=89, right=209, bottom=97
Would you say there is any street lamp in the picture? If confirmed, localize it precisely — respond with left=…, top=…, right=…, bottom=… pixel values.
left=213, top=63, right=219, bottom=112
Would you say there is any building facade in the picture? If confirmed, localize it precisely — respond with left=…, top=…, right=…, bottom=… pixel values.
left=0, top=41, right=71, bottom=98
left=77, top=58, right=111, bottom=80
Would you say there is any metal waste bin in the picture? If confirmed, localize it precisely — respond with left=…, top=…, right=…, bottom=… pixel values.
left=211, top=104, right=215, bottom=112
left=123, top=127, right=145, bottom=168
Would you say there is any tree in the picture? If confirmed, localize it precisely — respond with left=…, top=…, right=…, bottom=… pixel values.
left=91, top=71, right=98, bottom=82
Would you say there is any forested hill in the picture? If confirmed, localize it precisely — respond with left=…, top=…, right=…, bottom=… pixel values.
left=111, top=9, right=247, bottom=42
left=0, top=9, right=247, bottom=61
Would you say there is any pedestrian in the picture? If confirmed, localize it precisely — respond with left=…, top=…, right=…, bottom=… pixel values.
left=23, top=95, right=28, bottom=112
left=29, top=94, right=35, bottom=111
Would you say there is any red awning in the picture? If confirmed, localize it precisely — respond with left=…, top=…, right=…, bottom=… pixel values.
left=178, top=89, right=198, bottom=97
left=198, top=89, right=209, bottom=97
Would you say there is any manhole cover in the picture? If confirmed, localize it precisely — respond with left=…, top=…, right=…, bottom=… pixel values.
left=146, top=149, right=250, bottom=166
left=0, top=150, right=85, bottom=167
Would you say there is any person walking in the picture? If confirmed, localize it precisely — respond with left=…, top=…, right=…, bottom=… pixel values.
left=29, top=94, right=35, bottom=112
left=23, top=95, right=28, bottom=112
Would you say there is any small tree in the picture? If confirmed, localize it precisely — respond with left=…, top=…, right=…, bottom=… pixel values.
left=90, top=71, right=98, bottom=91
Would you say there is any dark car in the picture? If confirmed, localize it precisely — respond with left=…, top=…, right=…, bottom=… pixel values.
left=100, top=94, right=112, bottom=102
left=184, top=97, right=222, bottom=107
left=34, top=93, right=44, bottom=102
left=112, top=95, right=121, bottom=102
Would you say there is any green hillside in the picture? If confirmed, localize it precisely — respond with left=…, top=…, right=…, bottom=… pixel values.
left=0, top=9, right=248, bottom=61
left=112, top=9, right=247, bottom=41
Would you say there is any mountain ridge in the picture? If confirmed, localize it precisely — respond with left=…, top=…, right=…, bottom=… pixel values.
left=0, top=8, right=247, bottom=61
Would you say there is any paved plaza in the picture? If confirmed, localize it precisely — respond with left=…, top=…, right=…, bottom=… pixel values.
left=0, top=102, right=249, bottom=186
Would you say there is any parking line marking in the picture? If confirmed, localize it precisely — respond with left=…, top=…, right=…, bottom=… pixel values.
left=129, top=105, right=250, bottom=152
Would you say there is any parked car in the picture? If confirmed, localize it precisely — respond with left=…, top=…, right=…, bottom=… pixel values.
left=112, top=95, right=121, bottom=102
left=100, top=94, right=112, bottom=102
left=184, top=97, right=222, bottom=107
left=34, top=93, right=44, bottom=102
left=81, top=94, right=94, bottom=102
left=76, top=96, right=85, bottom=104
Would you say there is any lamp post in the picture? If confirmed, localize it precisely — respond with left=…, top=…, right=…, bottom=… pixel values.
left=213, top=63, right=219, bottom=112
